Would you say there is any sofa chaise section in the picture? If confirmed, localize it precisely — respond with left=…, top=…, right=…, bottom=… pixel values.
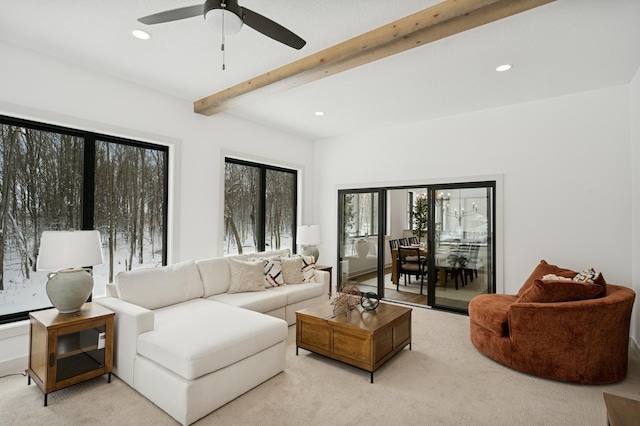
left=94, top=250, right=328, bottom=425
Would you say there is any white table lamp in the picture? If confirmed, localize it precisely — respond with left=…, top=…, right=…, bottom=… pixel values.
left=297, top=225, right=321, bottom=262
left=37, top=230, right=104, bottom=315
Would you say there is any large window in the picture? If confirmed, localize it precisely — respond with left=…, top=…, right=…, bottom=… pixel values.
left=224, top=158, right=297, bottom=255
left=0, top=115, right=168, bottom=323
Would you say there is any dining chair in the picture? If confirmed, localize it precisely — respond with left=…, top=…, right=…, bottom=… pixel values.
left=408, top=236, right=418, bottom=244
left=396, top=246, right=427, bottom=295
left=399, top=237, right=409, bottom=246
left=389, top=239, right=399, bottom=251
left=460, top=243, right=480, bottom=284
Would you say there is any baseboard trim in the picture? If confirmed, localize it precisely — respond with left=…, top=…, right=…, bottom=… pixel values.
left=0, top=356, right=28, bottom=378
left=631, top=337, right=640, bottom=361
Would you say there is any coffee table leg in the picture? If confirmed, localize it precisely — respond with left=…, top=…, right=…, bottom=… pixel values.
left=371, top=372, right=374, bottom=384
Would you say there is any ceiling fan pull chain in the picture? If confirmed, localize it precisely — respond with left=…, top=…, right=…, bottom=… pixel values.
left=221, top=4, right=226, bottom=70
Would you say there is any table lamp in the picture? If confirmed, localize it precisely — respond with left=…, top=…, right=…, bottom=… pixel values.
left=37, top=230, right=104, bottom=315
left=297, top=225, right=321, bottom=262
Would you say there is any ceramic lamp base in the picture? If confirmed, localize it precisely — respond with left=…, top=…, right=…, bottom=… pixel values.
left=45, top=268, right=93, bottom=314
left=301, top=245, right=319, bottom=263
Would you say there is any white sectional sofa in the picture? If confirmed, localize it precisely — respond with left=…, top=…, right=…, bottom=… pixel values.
left=94, top=249, right=329, bottom=425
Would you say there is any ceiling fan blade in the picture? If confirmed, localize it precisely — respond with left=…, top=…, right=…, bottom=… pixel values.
left=138, top=5, right=203, bottom=25
left=242, top=7, right=306, bottom=50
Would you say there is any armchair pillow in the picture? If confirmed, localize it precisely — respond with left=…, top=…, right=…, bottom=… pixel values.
left=517, top=260, right=577, bottom=297
left=516, top=278, right=604, bottom=303
left=228, top=258, right=266, bottom=293
left=573, top=268, right=607, bottom=287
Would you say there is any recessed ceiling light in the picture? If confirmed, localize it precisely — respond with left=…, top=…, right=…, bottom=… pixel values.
left=314, top=111, right=325, bottom=116
left=496, top=64, right=512, bottom=72
left=132, top=29, right=151, bottom=40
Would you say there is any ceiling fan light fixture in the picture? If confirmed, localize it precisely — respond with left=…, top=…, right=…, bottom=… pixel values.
left=205, top=9, right=243, bottom=36
left=132, top=29, right=151, bottom=40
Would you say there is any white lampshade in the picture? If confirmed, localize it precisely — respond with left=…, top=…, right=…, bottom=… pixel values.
left=297, top=225, right=321, bottom=246
left=205, top=8, right=243, bottom=36
left=37, top=230, right=104, bottom=271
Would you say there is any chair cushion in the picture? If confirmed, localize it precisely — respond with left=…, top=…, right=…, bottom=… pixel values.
left=137, top=299, right=287, bottom=381
left=468, top=294, right=517, bottom=337
left=516, top=279, right=605, bottom=303
left=517, top=260, right=576, bottom=297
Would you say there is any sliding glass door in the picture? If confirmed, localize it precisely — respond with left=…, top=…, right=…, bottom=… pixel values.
left=337, top=181, right=495, bottom=314
left=429, top=184, right=494, bottom=311
left=337, top=189, right=384, bottom=295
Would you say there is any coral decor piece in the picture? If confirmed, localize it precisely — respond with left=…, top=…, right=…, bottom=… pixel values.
left=332, top=285, right=362, bottom=316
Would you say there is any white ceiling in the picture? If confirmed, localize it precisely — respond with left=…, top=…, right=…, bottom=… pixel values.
left=1, top=0, right=640, bottom=140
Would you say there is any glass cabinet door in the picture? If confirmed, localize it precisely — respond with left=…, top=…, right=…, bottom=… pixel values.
left=56, top=325, right=106, bottom=382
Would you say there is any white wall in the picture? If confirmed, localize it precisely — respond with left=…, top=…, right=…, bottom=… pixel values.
left=0, top=41, right=315, bottom=371
left=314, top=86, right=633, bottom=300
left=631, top=65, right=640, bottom=352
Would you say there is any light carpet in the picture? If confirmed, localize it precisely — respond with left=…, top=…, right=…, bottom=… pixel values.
left=2, top=305, right=639, bottom=425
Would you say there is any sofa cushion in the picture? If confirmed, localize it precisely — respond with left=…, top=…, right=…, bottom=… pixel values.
left=517, top=260, right=576, bottom=297
left=196, top=255, right=248, bottom=297
left=269, top=282, right=324, bottom=304
left=208, top=289, right=287, bottom=313
left=137, top=299, right=287, bottom=381
left=228, top=258, right=266, bottom=294
left=516, top=279, right=605, bottom=303
left=468, top=294, right=517, bottom=337
left=248, top=249, right=291, bottom=259
left=115, top=260, right=204, bottom=310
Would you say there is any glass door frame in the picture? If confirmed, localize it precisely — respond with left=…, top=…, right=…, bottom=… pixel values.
left=336, top=188, right=386, bottom=295
left=336, top=179, right=497, bottom=315
left=427, top=181, right=496, bottom=312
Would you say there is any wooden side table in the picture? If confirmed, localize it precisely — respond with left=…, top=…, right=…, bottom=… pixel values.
left=27, top=302, right=115, bottom=406
left=603, top=392, right=640, bottom=426
left=315, top=265, right=333, bottom=297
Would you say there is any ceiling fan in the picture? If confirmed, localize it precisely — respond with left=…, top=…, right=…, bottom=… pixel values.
left=138, top=0, right=306, bottom=50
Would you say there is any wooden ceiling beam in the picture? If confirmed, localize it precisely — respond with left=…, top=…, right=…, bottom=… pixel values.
left=194, top=0, right=555, bottom=116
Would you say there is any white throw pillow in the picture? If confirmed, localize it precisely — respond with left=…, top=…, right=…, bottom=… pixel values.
left=227, top=258, right=266, bottom=293
left=281, top=257, right=303, bottom=284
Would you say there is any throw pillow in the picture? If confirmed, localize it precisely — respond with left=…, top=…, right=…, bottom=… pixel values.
left=294, top=254, right=316, bottom=283
left=573, top=268, right=607, bottom=286
left=541, top=274, right=572, bottom=281
left=281, top=257, right=303, bottom=284
left=517, top=260, right=577, bottom=297
left=263, top=256, right=284, bottom=287
left=227, top=258, right=266, bottom=294
left=516, top=279, right=604, bottom=303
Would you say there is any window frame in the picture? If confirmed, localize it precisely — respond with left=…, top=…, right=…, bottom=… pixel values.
left=223, top=157, right=298, bottom=255
left=0, top=114, right=169, bottom=324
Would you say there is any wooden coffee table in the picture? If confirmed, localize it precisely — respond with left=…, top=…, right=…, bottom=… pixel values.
left=296, top=300, right=411, bottom=383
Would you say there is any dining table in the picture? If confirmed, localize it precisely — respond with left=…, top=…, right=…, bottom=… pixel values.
left=390, top=246, right=452, bottom=288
